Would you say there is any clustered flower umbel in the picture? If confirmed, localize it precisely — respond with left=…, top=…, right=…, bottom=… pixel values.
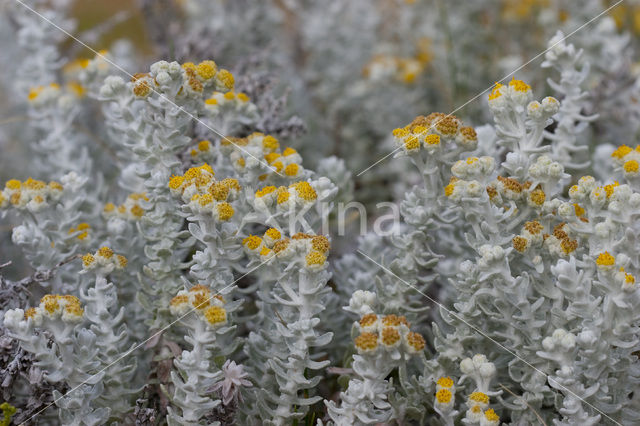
left=81, top=246, right=128, bottom=275
left=354, top=313, right=426, bottom=358
left=169, top=284, right=227, bottom=329
left=252, top=181, right=318, bottom=217
left=434, top=355, right=501, bottom=426
left=19, top=294, right=84, bottom=325
left=129, top=59, right=235, bottom=100
left=221, top=131, right=306, bottom=180
left=243, top=230, right=330, bottom=272
left=0, top=178, right=63, bottom=212
left=6, top=5, right=640, bottom=423
left=392, top=112, right=478, bottom=156
left=169, top=163, right=240, bottom=222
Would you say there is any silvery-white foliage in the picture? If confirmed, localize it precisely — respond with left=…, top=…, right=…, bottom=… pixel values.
left=4, top=1, right=640, bottom=425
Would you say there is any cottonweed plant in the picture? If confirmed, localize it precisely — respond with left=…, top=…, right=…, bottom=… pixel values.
left=2, top=0, right=640, bottom=425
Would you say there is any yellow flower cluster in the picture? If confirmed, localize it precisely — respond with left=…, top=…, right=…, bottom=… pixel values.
left=0, top=177, right=63, bottom=210
left=182, top=60, right=235, bottom=92
left=487, top=78, right=532, bottom=103
left=353, top=313, right=425, bottom=355
left=103, top=193, right=148, bottom=221
left=221, top=132, right=305, bottom=180
left=253, top=181, right=318, bottom=212
left=611, top=144, right=640, bottom=178
left=512, top=221, right=578, bottom=259
left=168, top=163, right=240, bottom=221
left=82, top=246, right=128, bottom=272
left=392, top=113, right=478, bottom=156
left=242, top=231, right=330, bottom=271
left=204, top=90, right=251, bottom=115
left=480, top=176, right=548, bottom=209
left=464, top=391, right=499, bottom=425
left=169, top=284, right=227, bottom=329
left=24, top=294, right=84, bottom=324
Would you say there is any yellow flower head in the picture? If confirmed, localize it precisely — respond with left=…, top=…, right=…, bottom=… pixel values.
left=624, top=160, right=639, bottom=173
left=216, top=202, right=234, bottom=221
left=381, top=327, right=401, bottom=346
left=82, top=253, right=95, bottom=267
left=292, top=181, right=317, bottom=202
left=469, top=391, right=490, bottom=405
left=359, top=313, right=378, bottom=328
left=284, top=163, right=300, bottom=177
left=424, top=134, right=440, bottom=145
left=262, top=135, right=279, bottom=152
left=204, top=305, right=227, bottom=327
left=437, top=376, right=454, bottom=388
left=406, top=331, right=426, bottom=352
left=604, top=181, right=619, bottom=199
left=612, top=145, right=632, bottom=159
left=255, top=186, right=277, bottom=198
left=488, top=82, right=504, bottom=100
left=216, top=69, right=235, bottom=90
left=311, top=235, right=330, bottom=253
left=393, top=127, right=409, bottom=138
left=529, top=188, right=546, bottom=206
left=273, top=239, right=291, bottom=254
left=354, top=332, right=379, bottom=352
left=436, top=388, right=453, bottom=404
left=512, top=236, right=529, bottom=253
left=196, top=60, right=217, bottom=80
left=382, top=314, right=409, bottom=328
left=596, top=251, right=615, bottom=267
left=282, top=147, right=298, bottom=157
left=243, top=235, right=263, bottom=250
left=305, top=250, right=326, bottom=267
left=97, top=246, right=114, bottom=259
left=404, top=135, right=420, bottom=151
left=116, top=255, right=128, bottom=268
left=509, top=77, right=530, bottom=92
left=169, top=175, right=185, bottom=191
left=484, top=408, right=500, bottom=422
left=5, top=180, right=21, bottom=190
left=264, top=228, right=281, bottom=241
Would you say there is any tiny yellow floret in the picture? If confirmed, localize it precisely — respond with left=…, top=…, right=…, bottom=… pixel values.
left=216, top=202, right=234, bottom=221
left=196, top=60, right=217, bottom=80
left=624, top=160, right=639, bottom=173
left=484, top=408, right=500, bottom=422
left=284, top=163, right=300, bottom=176
left=204, top=306, right=227, bottom=326
left=436, top=388, right=453, bottom=404
left=264, top=228, right=281, bottom=241
left=216, top=69, right=235, bottom=90
left=243, top=235, right=262, bottom=250
left=469, top=391, right=490, bottom=404
left=509, top=77, right=531, bottom=92
left=488, top=82, right=504, bottom=100
left=612, top=145, right=632, bottom=159
left=97, top=246, right=114, bottom=259
left=596, top=251, right=615, bottom=267
left=437, top=376, right=454, bottom=388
